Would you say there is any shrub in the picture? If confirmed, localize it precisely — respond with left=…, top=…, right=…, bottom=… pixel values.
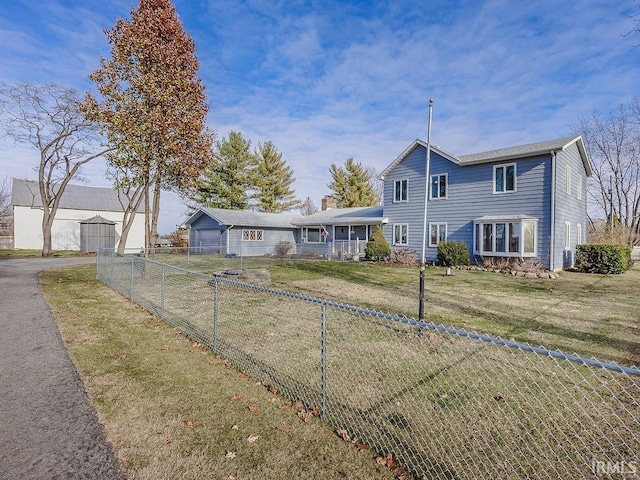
left=276, top=241, right=293, bottom=256
left=575, top=244, right=632, bottom=274
left=391, top=248, right=419, bottom=266
left=437, top=241, right=469, bottom=266
left=365, top=225, right=391, bottom=261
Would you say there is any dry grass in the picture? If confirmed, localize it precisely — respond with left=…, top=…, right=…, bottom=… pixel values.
left=41, top=265, right=396, bottom=480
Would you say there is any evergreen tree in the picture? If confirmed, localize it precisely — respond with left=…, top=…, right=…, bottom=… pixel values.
left=253, top=141, right=300, bottom=212
left=365, top=225, right=391, bottom=261
left=328, top=158, right=377, bottom=207
left=188, top=131, right=255, bottom=210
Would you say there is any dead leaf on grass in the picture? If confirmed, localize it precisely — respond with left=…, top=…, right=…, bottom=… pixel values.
left=184, top=420, right=200, bottom=429
left=248, top=406, right=260, bottom=414
left=231, top=425, right=239, bottom=430
left=336, top=429, right=351, bottom=442
left=279, top=401, right=292, bottom=409
left=225, top=452, right=236, bottom=459
left=276, top=426, right=289, bottom=433
left=247, top=434, right=260, bottom=443
left=355, top=443, right=369, bottom=452
left=232, top=394, right=243, bottom=401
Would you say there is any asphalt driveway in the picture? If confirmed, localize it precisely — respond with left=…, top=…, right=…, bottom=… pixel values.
left=0, top=257, right=124, bottom=479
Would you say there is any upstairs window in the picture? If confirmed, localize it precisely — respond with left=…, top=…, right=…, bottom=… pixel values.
left=494, top=164, right=516, bottom=193
left=430, top=174, right=447, bottom=199
left=565, top=166, right=572, bottom=195
left=577, top=177, right=582, bottom=200
left=394, top=179, right=408, bottom=202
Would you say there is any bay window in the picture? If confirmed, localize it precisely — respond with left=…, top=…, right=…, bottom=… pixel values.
left=474, top=216, right=537, bottom=257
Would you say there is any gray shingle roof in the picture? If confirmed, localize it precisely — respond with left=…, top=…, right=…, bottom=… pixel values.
left=458, top=136, right=582, bottom=164
left=293, top=206, right=386, bottom=226
left=11, top=179, right=144, bottom=212
left=197, top=207, right=303, bottom=228
left=380, top=135, right=591, bottom=177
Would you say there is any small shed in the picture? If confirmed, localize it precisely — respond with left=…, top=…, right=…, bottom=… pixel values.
left=80, top=215, right=116, bottom=252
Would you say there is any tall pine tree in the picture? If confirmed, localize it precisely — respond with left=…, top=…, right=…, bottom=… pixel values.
left=253, top=141, right=300, bottom=212
left=328, top=158, right=377, bottom=207
left=188, top=131, right=255, bottom=210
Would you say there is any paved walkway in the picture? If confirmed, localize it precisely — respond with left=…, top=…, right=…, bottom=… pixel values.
left=0, top=257, right=124, bottom=480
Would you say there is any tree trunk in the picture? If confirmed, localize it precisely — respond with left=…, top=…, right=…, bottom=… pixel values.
left=150, top=175, right=162, bottom=253
left=41, top=208, right=53, bottom=257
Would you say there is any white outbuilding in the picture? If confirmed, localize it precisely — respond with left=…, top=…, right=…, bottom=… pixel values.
left=11, top=178, right=145, bottom=251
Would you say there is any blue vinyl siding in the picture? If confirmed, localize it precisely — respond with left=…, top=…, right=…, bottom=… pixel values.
left=382, top=144, right=552, bottom=265
left=227, top=227, right=296, bottom=256
left=188, top=211, right=296, bottom=256
left=553, top=143, right=588, bottom=269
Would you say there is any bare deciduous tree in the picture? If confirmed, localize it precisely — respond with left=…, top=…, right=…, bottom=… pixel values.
left=0, top=82, right=111, bottom=256
left=299, top=196, right=318, bottom=216
left=574, top=98, right=640, bottom=246
left=0, top=176, right=13, bottom=236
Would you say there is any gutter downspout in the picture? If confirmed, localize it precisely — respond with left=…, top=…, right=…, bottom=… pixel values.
left=226, top=225, right=234, bottom=256
left=550, top=152, right=556, bottom=271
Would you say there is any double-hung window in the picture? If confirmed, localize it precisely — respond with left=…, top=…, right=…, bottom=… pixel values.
left=429, top=223, right=447, bottom=247
left=242, top=229, right=263, bottom=241
left=577, top=177, right=582, bottom=200
left=494, top=164, right=516, bottom=193
left=564, top=222, right=571, bottom=250
left=565, top=166, right=572, bottom=195
left=474, top=217, right=537, bottom=257
left=393, top=224, right=408, bottom=246
left=394, top=179, right=408, bottom=202
left=576, top=223, right=582, bottom=246
left=430, top=174, right=447, bottom=199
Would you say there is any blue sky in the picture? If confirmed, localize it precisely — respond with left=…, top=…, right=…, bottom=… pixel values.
left=1, top=0, right=638, bottom=233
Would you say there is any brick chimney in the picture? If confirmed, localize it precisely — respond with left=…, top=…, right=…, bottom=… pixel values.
left=321, top=195, right=337, bottom=210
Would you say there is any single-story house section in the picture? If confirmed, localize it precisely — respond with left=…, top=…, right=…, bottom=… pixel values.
left=293, top=206, right=387, bottom=256
left=184, top=205, right=387, bottom=257
left=185, top=207, right=299, bottom=256
left=11, top=178, right=145, bottom=251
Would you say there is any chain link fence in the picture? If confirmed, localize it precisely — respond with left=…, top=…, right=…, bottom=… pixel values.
left=96, top=250, right=639, bottom=479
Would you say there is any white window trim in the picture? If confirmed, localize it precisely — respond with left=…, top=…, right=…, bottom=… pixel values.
left=577, top=177, right=582, bottom=200
left=564, top=221, right=571, bottom=250
left=430, top=173, right=448, bottom=200
left=242, top=229, right=264, bottom=242
left=493, top=163, right=517, bottom=194
left=428, top=223, right=447, bottom=247
left=565, top=166, right=572, bottom=195
left=393, top=178, right=409, bottom=203
left=576, top=223, right=582, bottom=245
left=473, top=219, right=537, bottom=257
left=392, top=223, right=408, bottom=246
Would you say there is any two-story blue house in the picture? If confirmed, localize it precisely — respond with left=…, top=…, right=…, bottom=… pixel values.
left=379, top=135, right=591, bottom=270
left=184, top=135, right=590, bottom=271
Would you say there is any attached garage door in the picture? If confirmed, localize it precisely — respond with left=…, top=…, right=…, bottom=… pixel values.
left=196, top=229, right=221, bottom=247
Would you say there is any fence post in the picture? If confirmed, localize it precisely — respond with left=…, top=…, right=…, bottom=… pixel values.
left=130, top=255, right=135, bottom=300
left=321, top=302, right=327, bottom=419
left=161, top=264, right=166, bottom=319
left=212, top=276, right=219, bottom=353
